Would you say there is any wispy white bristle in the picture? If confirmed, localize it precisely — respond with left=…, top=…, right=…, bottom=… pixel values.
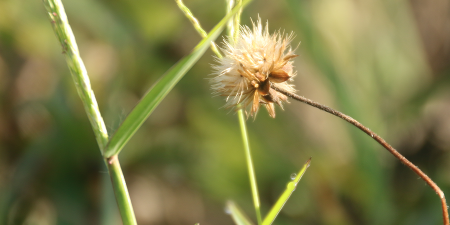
left=211, top=17, right=298, bottom=118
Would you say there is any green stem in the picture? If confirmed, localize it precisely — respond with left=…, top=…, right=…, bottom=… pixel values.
left=43, top=0, right=108, bottom=152
left=226, top=0, right=236, bottom=41
left=107, top=156, right=137, bottom=225
left=233, top=0, right=242, bottom=42
left=176, top=1, right=261, bottom=223
left=43, top=0, right=136, bottom=224
left=238, top=109, right=262, bottom=225
left=227, top=1, right=261, bottom=224
left=175, top=0, right=223, bottom=58
left=227, top=201, right=255, bottom=225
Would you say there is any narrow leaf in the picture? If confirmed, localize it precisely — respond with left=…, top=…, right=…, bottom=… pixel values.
left=105, top=0, right=252, bottom=157
left=226, top=201, right=254, bottom=225
left=262, top=158, right=311, bottom=225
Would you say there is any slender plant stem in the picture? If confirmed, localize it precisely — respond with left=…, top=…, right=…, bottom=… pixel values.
left=177, top=1, right=262, bottom=223
left=43, top=0, right=108, bottom=152
left=233, top=0, right=242, bottom=42
left=238, top=109, right=262, bottom=225
left=227, top=1, right=262, bottom=224
left=107, top=156, right=137, bottom=225
left=272, top=85, right=449, bottom=225
left=227, top=1, right=262, bottom=223
left=43, top=0, right=137, bottom=224
left=175, top=0, right=223, bottom=58
left=226, top=0, right=236, bottom=42
left=227, top=201, right=255, bottom=225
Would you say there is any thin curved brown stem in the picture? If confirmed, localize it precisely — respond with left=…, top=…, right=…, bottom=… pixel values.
left=271, top=85, right=449, bottom=225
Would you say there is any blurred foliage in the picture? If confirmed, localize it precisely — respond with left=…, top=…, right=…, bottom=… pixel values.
left=0, top=0, right=449, bottom=225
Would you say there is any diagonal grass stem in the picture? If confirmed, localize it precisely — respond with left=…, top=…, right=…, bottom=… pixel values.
left=43, top=1, right=136, bottom=224
left=43, top=0, right=109, bottom=153
left=175, top=0, right=223, bottom=58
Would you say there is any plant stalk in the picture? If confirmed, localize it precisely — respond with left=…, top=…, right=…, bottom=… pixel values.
left=238, top=109, right=262, bottom=225
left=227, top=0, right=262, bottom=223
left=232, top=0, right=242, bottom=42
left=227, top=1, right=261, bottom=223
left=43, top=0, right=136, bottom=224
left=175, top=0, right=223, bottom=58
left=43, top=0, right=108, bottom=152
left=272, top=85, right=449, bottom=225
left=107, top=156, right=137, bottom=225
left=176, top=0, right=262, bottom=223
left=226, top=0, right=236, bottom=42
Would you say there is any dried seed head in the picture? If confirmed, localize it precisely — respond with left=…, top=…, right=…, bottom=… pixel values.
left=211, top=17, right=298, bottom=118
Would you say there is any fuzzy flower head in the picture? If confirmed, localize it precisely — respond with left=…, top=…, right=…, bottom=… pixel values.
left=211, top=18, right=298, bottom=118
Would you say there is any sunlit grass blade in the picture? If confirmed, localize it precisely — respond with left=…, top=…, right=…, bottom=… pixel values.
left=104, top=0, right=252, bottom=158
left=226, top=201, right=255, bottom=225
left=262, top=158, right=311, bottom=225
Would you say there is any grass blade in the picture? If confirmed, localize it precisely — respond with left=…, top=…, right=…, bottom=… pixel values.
left=226, top=201, right=255, bottom=225
left=262, top=158, right=311, bottom=225
left=105, top=0, right=252, bottom=158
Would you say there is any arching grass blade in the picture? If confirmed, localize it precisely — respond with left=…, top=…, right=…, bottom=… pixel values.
left=105, top=0, right=252, bottom=158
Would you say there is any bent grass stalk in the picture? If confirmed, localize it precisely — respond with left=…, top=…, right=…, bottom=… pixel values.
left=272, top=85, right=449, bottom=225
left=44, top=0, right=136, bottom=224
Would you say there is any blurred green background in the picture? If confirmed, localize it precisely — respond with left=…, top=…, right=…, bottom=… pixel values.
left=1, top=0, right=450, bottom=224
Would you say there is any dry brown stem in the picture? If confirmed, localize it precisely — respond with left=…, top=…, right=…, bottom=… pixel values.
left=272, top=85, right=449, bottom=225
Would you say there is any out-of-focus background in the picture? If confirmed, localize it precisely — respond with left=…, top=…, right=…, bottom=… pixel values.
left=1, top=0, right=449, bottom=224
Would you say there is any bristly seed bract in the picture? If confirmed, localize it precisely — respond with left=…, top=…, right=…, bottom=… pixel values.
left=211, top=17, right=299, bottom=118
